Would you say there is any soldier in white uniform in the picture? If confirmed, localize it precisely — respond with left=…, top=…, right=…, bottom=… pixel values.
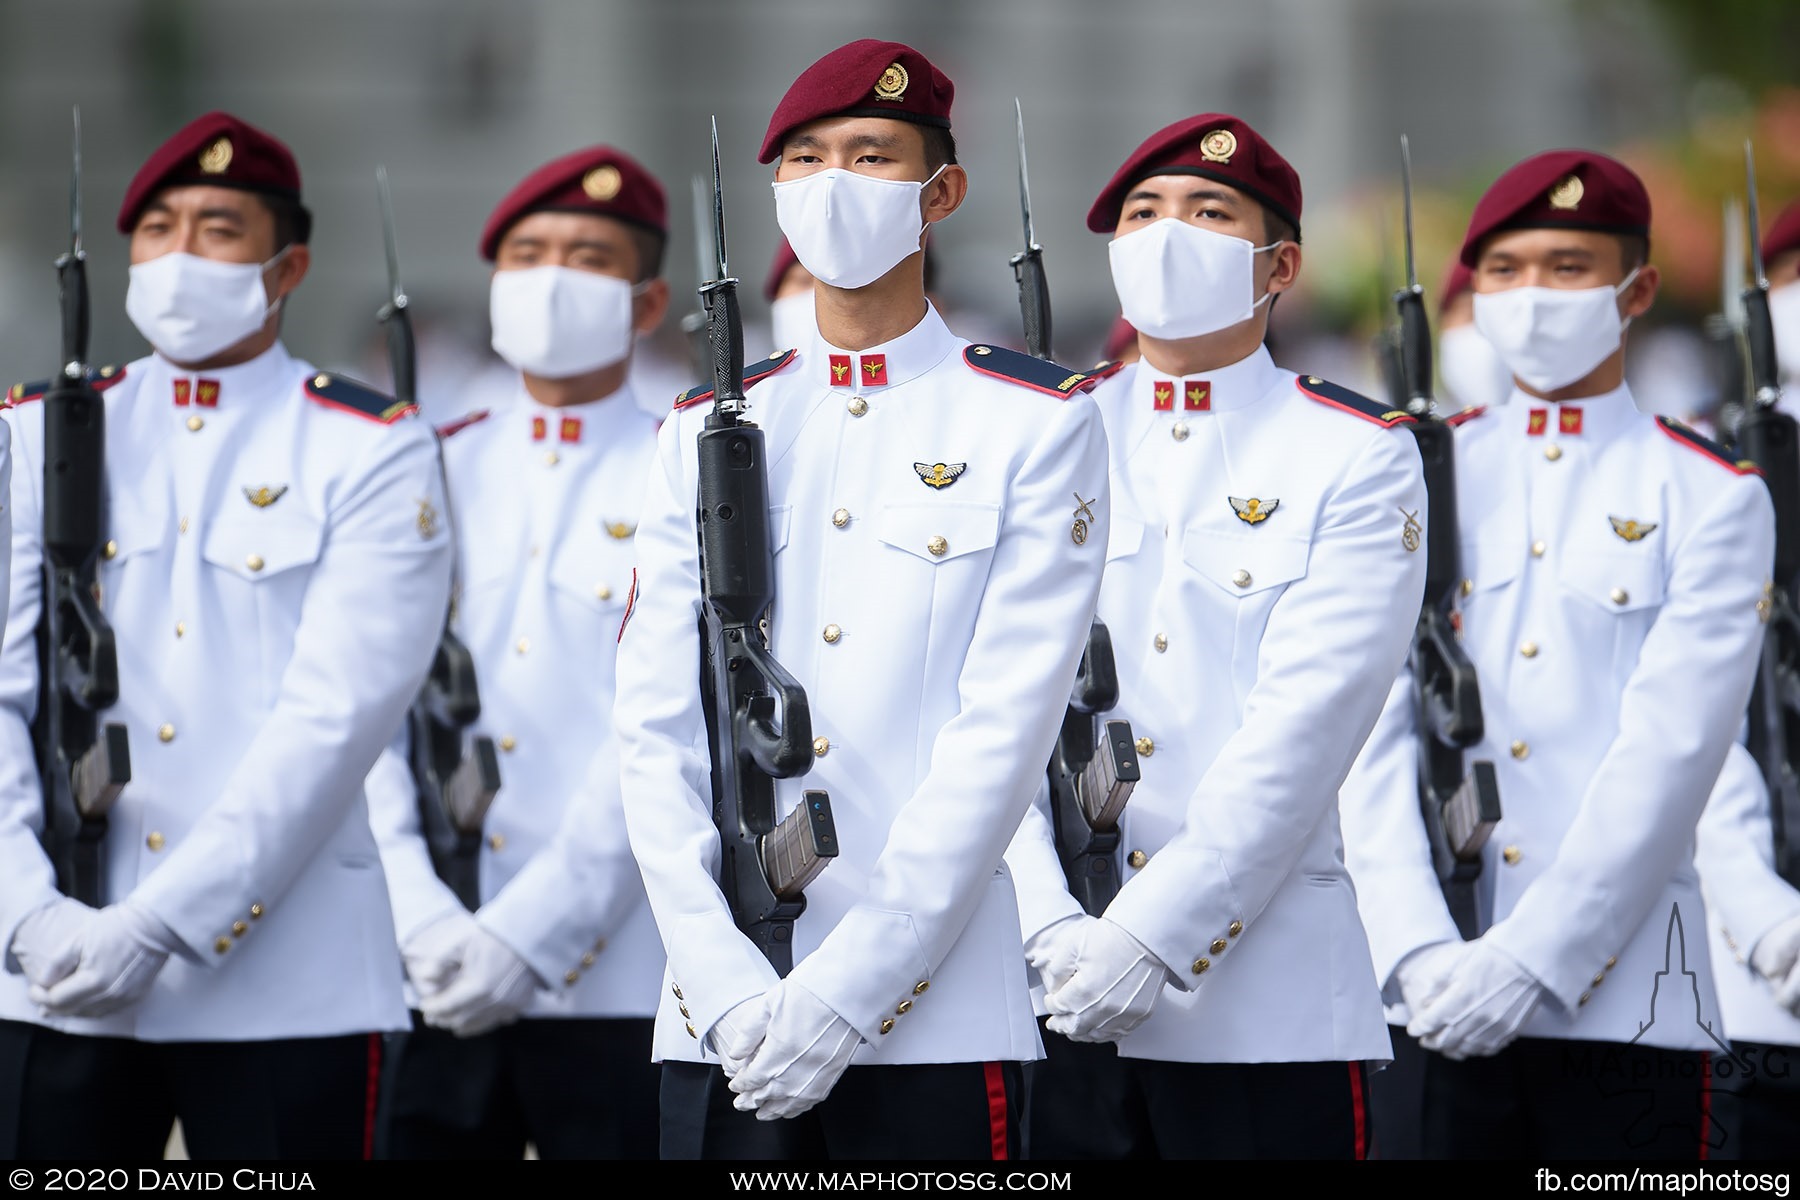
left=0, top=111, right=450, bottom=1158
left=1340, top=149, right=1775, bottom=1159
left=1003, top=113, right=1427, bottom=1160
left=365, top=146, right=671, bottom=1159
left=614, top=38, right=1109, bottom=1160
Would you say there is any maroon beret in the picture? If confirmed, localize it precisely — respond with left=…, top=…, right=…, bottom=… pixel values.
left=1458, top=149, right=1650, bottom=268
left=479, top=145, right=667, bottom=262
left=118, top=111, right=306, bottom=237
left=765, top=238, right=803, bottom=301
left=1437, top=260, right=1474, bottom=315
left=1086, top=114, right=1301, bottom=237
left=1102, top=314, right=1138, bottom=362
left=759, top=39, right=954, bottom=164
left=1765, top=199, right=1800, bottom=264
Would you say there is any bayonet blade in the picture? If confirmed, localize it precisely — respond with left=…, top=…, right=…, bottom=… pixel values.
left=1723, top=195, right=1746, bottom=327
left=69, top=106, right=83, bottom=258
left=1747, top=140, right=1767, bottom=288
left=1015, top=98, right=1038, bottom=252
left=710, top=117, right=729, bottom=282
left=1400, top=134, right=1418, bottom=291
left=691, top=173, right=711, bottom=290
left=375, top=164, right=406, bottom=310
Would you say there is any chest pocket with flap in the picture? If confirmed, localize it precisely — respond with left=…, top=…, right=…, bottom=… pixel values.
left=1559, top=545, right=1666, bottom=614
left=877, top=502, right=1001, bottom=565
left=202, top=515, right=323, bottom=582
left=1181, top=529, right=1310, bottom=597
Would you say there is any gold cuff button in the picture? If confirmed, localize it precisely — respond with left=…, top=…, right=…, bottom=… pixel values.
left=1510, top=740, right=1529, bottom=760
left=679, top=1003, right=691, bottom=1018
left=823, top=623, right=842, bottom=644
left=913, top=980, right=930, bottom=996
left=880, top=1018, right=895, bottom=1035
left=1503, top=845, right=1522, bottom=866
left=672, top=983, right=684, bottom=1000
left=565, top=970, right=580, bottom=985
left=1228, top=920, right=1243, bottom=937
left=1127, top=850, right=1147, bottom=869
left=1192, top=958, right=1210, bottom=974
left=232, top=921, right=248, bottom=937
left=1232, top=569, right=1252, bottom=589
left=1134, top=736, right=1154, bottom=757
left=1578, top=992, right=1591, bottom=1007
left=214, top=937, right=231, bottom=954
left=146, top=831, right=165, bottom=851
left=832, top=508, right=850, bottom=528
left=896, top=1000, right=913, bottom=1015
left=686, top=1022, right=697, bottom=1038
left=848, top=397, right=868, bottom=417
left=1605, top=956, right=1617, bottom=970
left=927, top=535, right=948, bottom=557
left=158, top=724, right=176, bottom=743
left=1592, top=972, right=1606, bottom=987
left=1210, top=938, right=1228, bottom=954
left=249, top=903, right=264, bottom=920
left=582, top=952, right=597, bottom=968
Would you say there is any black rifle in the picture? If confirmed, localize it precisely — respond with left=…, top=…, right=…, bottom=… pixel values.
left=1731, top=142, right=1800, bottom=887
left=1010, top=100, right=1142, bottom=914
left=375, top=166, right=500, bottom=911
left=1392, top=136, right=1500, bottom=938
left=35, top=109, right=130, bottom=906
left=695, top=120, right=836, bottom=974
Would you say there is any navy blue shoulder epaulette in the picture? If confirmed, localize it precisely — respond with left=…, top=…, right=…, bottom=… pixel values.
left=304, top=371, right=416, bottom=425
left=1083, top=358, right=1130, bottom=384
left=1445, top=404, right=1489, bottom=428
left=6, top=364, right=128, bottom=406
left=1296, top=375, right=1415, bottom=429
left=674, top=348, right=799, bottom=412
left=1655, top=416, right=1761, bottom=476
left=962, top=344, right=1096, bottom=398
left=436, top=409, right=492, bottom=440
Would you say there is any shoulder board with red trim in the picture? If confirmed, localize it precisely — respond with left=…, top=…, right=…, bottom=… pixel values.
left=436, top=409, right=492, bottom=440
left=1296, top=375, right=1416, bottom=429
left=674, top=349, right=798, bottom=412
left=1085, top=358, right=1130, bottom=383
left=304, top=371, right=416, bottom=425
left=963, top=345, right=1096, bottom=398
left=1445, top=404, right=1489, bottom=428
left=1655, top=416, right=1762, bottom=476
left=6, top=365, right=128, bottom=406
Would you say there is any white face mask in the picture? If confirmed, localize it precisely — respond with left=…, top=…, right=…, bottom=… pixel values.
left=489, top=265, right=640, bottom=379
left=771, top=165, right=946, bottom=291
left=125, top=249, right=288, bottom=364
left=769, top=291, right=815, bottom=352
left=1471, top=268, right=1640, bottom=393
left=1769, top=282, right=1800, bottom=386
left=1107, top=218, right=1278, bottom=340
left=1438, top=323, right=1515, bottom=410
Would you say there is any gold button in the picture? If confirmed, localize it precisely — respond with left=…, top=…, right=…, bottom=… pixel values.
left=1606, top=956, right=1617, bottom=970
left=565, top=970, right=580, bottom=985
left=314, top=374, right=331, bottom=388
left=186, top=415, right=204, bottom=432
left=102, top=539, right=118, bottom=561
left=1192, top=958, right=1210, bottom=974
left=582, top=952, right=597, bottom=968
left=1153, top=633, right=1168, bottom=653
left=146, top=831, right=165, bottom=851
left=672, top=983, right=684, bottom=1000
left=1503, top=845, right=1522, bottom=865
left=1171, top=421, right=1190, bottom=442
left=593, top=939, right=607, bottom=953
left=1460, top=578, right=1474, bottom=597
left=679, top=1003, right=691, bottom=1017
left=545, top=451, right=560, bottom=467
left=832, top=508, right=850, bottom=528
left=175, top=621, right=186, bottom=638
left=1127, top=850, right=1147, bottom=869
left=1544, top=444, right=1562, bottom=462
left=1134, top=736, right=1154, bottom=757
left=214, top=937, right=231, bottom=954
left=1210, top=938, right=1228, bottom=954
left=1592, top=972, right=1606, bottom=987
left=1510, top=740, right=1528, bottom=760
left=927, top=535, right=948, bottom=557
left=1531, top=540, right=1546, bottom=558
left=880, top=1018, right=895, bottom=1035
left=231, top=921, right=248, bottom=937
left=813, top=736, right=830, bottom=757
left=249, top=903, right=264, bottom=920
left=686, top=1022, right=697, bottom=1038
left=158, top=723, right=176, bottom=743
left=596, top=585, right=612, bottom=601
left=245, top=554, right=264, bottom=572
left=848, top=397, right=868, bottom=416
left=823, top=623, right=842, bottom=644
left=488, top=833, right=505, bottom=851
left=500, top=735, right=517, bottom=752
left=913, top=980, right=929, bottom=996
left=1578, top=992, right=1590, bottom=1006
left=896, top=1000, right=913, bottom=1015
left=515, top=636, right=530, bottom=655
left=1228, top=920, right=1243, bottom=937
left=1610, top=587, right=1628, bottom=606
left=1232, top=569, right=1252, bottom=589
left=1520, top=641, right=1538, bottom=658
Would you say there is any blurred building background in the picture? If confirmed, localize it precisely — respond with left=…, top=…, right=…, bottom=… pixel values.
left=0, top=0, right=1793, bottom=423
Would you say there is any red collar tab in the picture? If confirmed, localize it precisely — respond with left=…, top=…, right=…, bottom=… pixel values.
left=1183, top=381, right=1211, bottom=412
left=531, top=415, right=582, bottom=443
left=826, top=353, right=889, bottom=388
left=173, top=378, right=221, bottom=408
left=1558, top=406, right=1583, bottom=435
left=1527, top=408, right=1548, bottom=436
left=1152, top=380, right=1174, bottom=411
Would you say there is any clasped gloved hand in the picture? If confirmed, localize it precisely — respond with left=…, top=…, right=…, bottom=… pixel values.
left=727, top=978, right=860, bottom=1121
left=1750, top=912, right=1800, bottom=1017
left=31, top=900, right=183, bottom=1018
left=417, top=920, right=542, bottom=1038
left=1042, top=917, right=1171, bottom=1043
left=1407, top=939, right=1546, bottom=1060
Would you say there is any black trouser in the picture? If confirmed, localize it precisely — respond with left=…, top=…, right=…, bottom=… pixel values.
left=0, top=1019, right=381, bottom=1159
left=1708, top=1040, right=1800, bottom=1161
left=1422, top=1036, right=1717, bottom=1159
left=661, top=1059, right=1023, bottom=1160
left=375, top=1012, right=658, bottom=1159
left=1022, top=1024, right=1371, bottom=1159
left=1367, top=1024, right=1428, bottom=1159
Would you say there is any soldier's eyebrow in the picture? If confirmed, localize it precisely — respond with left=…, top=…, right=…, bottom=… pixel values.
left=1124, top=186, right=1237, bottom=206
left=195, top=207, right=247, bottom=225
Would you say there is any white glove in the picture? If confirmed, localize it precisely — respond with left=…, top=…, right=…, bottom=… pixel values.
left=1749, top=912, right=1800, bottom=1016
left=8, top=897, right=96, bottom=990
left=1407, top=939, right=1545, bottom=1060
left=401, top=910, right=480, bottom=999
left=709, top=992, right=773, bottom=1079
left=1025, top=914, right=1094, bottom=995
left=417, top=922, right=542, bottom=1038
left=1392, top=939, right=1468, bottom=1020
left=34, top=901, right=183, bottom=1018
left=1042, top=917, right=1171, bottom=1044
left=728, top=978, right=860, bottom=1121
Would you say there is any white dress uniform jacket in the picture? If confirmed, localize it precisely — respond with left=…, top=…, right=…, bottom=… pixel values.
left=0, top=345, right=450, bottom=1041
left=1006, top=349, right=1427, bottom=1064
left=0, top=416, right=10, bottom=636
left=366, top=382, right=664, bottom=1017
left=1697, top=741, right=1800, bottom=1047
left=1341, top=387, right=1774, bottom=1050
left=615, top=306, right=1109, bottom=1066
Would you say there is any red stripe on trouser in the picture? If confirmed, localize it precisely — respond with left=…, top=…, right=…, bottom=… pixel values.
left=1699, top=1051, right=1712, bottom=1161
left=364, top=1033, right=382, bottom=1161
left=983, top=1062, right=1008, bottom=1160
left=1348, top=1061, right=1368, bottom=1160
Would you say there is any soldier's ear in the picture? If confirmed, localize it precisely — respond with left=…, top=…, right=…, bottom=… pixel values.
left=1621, top=264, right=1658, bottom=321
left=632, top=277, right=671, bottom=334
left=267, top=243, right=310, bottom=302
left=1265, top=241, right=1302, bottom=296
left=923, top=165, right=967, bottom=226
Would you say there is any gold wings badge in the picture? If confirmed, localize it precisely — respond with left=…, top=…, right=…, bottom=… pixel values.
left=1230, top=496, right=1279, bottom=525
left=243, top=485, right=288, bottom=509
left=1608, top=515, right=1658, bottom=543
left=914, top=462, right=967, bottom=490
